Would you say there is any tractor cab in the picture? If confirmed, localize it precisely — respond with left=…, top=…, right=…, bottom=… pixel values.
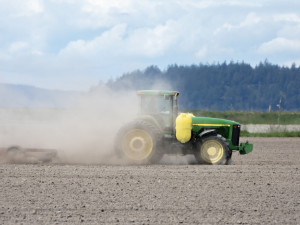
left=137, top=90, right=179, bottom=134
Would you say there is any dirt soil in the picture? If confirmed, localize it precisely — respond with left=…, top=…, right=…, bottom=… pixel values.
left=0, top=137, right=300, bottom=224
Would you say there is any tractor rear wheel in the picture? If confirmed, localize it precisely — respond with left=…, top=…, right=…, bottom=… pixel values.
left=115, top=120, right=163, bottom=164
left=194, top=135, right=231, bottom=165
left=5, top=146, right=25, bottom=163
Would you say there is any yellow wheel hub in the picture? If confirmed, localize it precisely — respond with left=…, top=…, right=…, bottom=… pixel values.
left=200, top=140, right=224, bottom=164
left=122, top=129, right=153, bottom=161
left=207, top=147, right=217, bottom=156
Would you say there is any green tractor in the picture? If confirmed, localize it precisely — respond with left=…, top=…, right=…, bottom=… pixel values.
left=115, top=90, right=253, bottom=164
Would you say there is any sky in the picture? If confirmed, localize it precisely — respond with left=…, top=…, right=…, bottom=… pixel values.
left=0, top=0, right=300, bottom=91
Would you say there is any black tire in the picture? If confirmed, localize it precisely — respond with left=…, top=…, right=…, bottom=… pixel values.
left=194, top=135, right=231, bottom=165
left=115, top=120, right=163, bottom=164
left=5, top=146, right=25, bottom=163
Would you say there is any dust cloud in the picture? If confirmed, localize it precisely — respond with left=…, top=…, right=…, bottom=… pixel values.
left=0, top=79, right=194, bottom=165
left=0, top=85, right=139, bottom=164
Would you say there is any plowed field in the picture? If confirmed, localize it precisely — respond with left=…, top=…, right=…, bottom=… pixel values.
left=1, top=138, right=300, bottom=224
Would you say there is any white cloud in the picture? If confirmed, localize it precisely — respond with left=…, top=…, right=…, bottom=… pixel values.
left=0, top=0, right=300, bottom=90
left=59, top=20, right=178, bottom=58
left=241, top=12, right=261, bottom=26
left=83, top=0, right=134, bottom=14
left=223, top=1, right=262, bottom=7
left=59, top=24, right=127, bottom=57
left=274, top=13, right=300, bottom=23
left=178, top=0, right=261, bottom=10
left=126, top=20, right=178, bottom=57
left=258, top=37, right=300, bottom=54
left=76, top=0, right=133, bottom=28
left=215, top=12, right=261, bottom=33
left=9, top=42, right=30, bottom=53
left=5, top=0, right=44, bottom=18
left=26, top=0, right=44, bottom=14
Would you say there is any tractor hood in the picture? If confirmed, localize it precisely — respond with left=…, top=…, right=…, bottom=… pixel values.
left=192, top=116, right=239, bottom=127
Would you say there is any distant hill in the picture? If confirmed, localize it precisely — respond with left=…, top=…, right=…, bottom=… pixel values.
left=107, top=61, right=300, bottom=111
left=0, top=83, right=80, bottom=108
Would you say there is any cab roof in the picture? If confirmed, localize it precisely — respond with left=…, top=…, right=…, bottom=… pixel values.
left=137, top=90, right=179, bottom=96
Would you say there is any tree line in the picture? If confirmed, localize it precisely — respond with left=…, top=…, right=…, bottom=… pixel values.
left=106, top=61, right=300, bottom=111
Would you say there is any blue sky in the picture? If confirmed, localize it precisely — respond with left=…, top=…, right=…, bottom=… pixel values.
left=0, top=0, right=300, bottom=90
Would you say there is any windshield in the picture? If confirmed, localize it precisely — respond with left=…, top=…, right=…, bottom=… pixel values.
left=141, top=95, right=174, bottom=130
left=141, top=95, right=172, bottom=114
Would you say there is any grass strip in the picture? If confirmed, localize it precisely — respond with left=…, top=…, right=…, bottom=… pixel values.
left=184, top=110, right=300, bottom=125
left=241, top=130, right=300, bottom=137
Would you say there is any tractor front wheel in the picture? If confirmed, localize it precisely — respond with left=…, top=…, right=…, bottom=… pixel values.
left=194, top=135, right=231, bottom=165
left=115, top=120, right=163, bottom=164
